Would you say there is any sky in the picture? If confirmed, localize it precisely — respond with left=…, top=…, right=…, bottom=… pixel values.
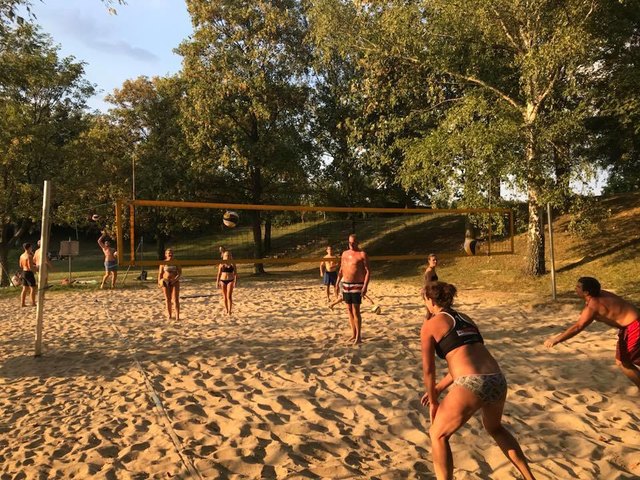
left=26, top=0, right=193, bottom=111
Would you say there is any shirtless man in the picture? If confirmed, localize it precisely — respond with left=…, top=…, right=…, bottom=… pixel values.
left=98, top=232, right=118, bottom=289
left=320, top=245, right=339, bottom=303
left=19, top=243, right=37, bottom=307
left=335, top=234, right=370, bottom=345
left=545, top=276, right=640, bottom=393
left=33, top=240, right=53, bottom=287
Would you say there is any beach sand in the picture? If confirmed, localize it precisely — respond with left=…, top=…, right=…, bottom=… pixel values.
left=1, top=278, right=639, bottom=479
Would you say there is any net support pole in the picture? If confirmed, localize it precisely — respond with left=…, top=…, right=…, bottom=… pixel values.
left=547, top=203, right=557, bottom=301
left=35, top=180, right=52, bottom=357
left=115, top=199, right=123, bottom=266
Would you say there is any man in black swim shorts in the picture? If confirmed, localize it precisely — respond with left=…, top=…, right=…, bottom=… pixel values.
left=19, top=243, right=37, bottom=307
left=336, top=234, right=370, bottom=345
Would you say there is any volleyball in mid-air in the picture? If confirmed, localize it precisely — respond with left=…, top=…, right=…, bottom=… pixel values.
left=223, top=211, right=239, bottom=228
left=91, top=214, right=101, bottom=221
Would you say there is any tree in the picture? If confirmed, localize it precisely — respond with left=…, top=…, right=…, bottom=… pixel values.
left=310, top=0, right=638, bottom=275
left=103, top=75, right=211, bottom=258
left=0, top=24, right=94, bottom=285
left=178, top=0, right=316, bottom=273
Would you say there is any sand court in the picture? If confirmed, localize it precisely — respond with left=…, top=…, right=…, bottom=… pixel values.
left=1, top=279, right=639, bottom=479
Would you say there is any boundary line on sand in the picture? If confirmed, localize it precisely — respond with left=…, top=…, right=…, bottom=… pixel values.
left=98, top=299, right=203, bottom=480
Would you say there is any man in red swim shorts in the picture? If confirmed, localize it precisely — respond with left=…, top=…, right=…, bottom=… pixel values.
left=545, top=276, right=640, bottom=393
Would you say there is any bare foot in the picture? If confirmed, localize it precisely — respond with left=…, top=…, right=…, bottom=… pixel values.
left=352, top=338, right=362, bottom=345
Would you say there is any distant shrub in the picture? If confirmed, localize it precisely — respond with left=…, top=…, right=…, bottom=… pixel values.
left=567, top=196, right=611, bottom=238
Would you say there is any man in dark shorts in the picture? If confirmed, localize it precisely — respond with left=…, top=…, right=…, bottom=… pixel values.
left=545, top=276, right=640, bottom=393
left=319, top=245, right=339, bottom=303
left=335, top=234, right=370, bottom=345
left=98, top=232, right=118, bottom=289
left=19, top=243, right=37, bottom=307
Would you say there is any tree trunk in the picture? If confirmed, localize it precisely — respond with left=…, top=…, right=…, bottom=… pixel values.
left=0, top=242, right=10, bottom=287
left=526, top=195, right=545, bottom=275
left=156, top=234, right=166, bottom=260
left=0, top=221, right=29, bottom=286
left=250, top=166, right=265, bottom=274
left=523, top=122, right=546, bottom=276
left=263, top=217, right=272, bottom=255
left=251, top=210, right=265, bottom=274
left=464, top=216, right=477, bottom=239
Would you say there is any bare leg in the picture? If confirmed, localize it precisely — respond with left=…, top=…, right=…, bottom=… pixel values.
left=325, top=284, right=331, bottom=302
left=227, top=282, right=234, bottom=315
left=352, top=303, right=362, bottom=344
left=21, top=286, right=27, bottom=307
left=482, top=397, right=536, bottom=480
left=163, top=285, right=172, bottom=319
left=30, top=286, right=36, bottom=306
left=329, top=298, right=342, bottom=310
left=429, top=386, right=482, bottom=480
left=221, top=283, right=230, bottom=314
left=173, top=282, right=180, bottom=321
left=111, top=271, right=117, bottom=288
left=100, top=271, right=108, bottom=289
left=345, top=304, right=357, bottom=341
left=616, top=360, right=640, bottom=391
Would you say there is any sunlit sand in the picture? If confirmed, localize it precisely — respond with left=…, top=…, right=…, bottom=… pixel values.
left=1, top=279, right=639, bottom=478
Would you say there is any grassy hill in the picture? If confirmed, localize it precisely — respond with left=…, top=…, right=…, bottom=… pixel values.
left=2, top=192, right=639, bottom=303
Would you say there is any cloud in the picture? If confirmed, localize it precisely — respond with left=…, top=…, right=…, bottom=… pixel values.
left=53, top=8, right=158, bottom=63
left=86, top=39, right=159, bottom=62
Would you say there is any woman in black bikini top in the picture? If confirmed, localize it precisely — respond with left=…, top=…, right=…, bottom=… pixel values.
left=157, top=249, right=181, bottom=321
left=419, top=281, right=536, bottom=480
left=216, top=251, right=237, bottom=315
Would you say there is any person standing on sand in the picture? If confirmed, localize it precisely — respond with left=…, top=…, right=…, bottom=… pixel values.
left=216, top=250, right=237, bottom=315
left=320, top=245, right=339, bottom=303
left=545, top=276, right=640, bottom=393
left=420, top=281, right=536, bottom=480
left=33, top=240, right=53, bottom=287
left=335, top=234, right=370, bottom=345
left=158, top=248, right=182, bottom=320
left=424, top=253, right=439, bottom=283
left=19, top=243, right=37, bottom=307
left=98, top=232, right=118, bottom=289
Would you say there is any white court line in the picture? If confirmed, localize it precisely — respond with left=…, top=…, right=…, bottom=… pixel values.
left=97, top=299, right=203, bottom=480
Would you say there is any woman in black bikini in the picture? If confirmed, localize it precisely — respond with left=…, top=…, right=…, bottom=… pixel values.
left=216, top=250, right=237, bottom=315
left=424, top=253, right=439, bottom=283
left=158, top=248, right=182, bottom=320
left=420, top=281, right=536, bottom=480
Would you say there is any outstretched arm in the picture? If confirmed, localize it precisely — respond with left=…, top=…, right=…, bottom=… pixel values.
left=545, top=306, right=596, bottom=348
left=97, top=232, right=106, bottom=249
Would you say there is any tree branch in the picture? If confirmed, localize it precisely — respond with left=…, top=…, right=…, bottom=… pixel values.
left=447, top=71, right=523, bottom=111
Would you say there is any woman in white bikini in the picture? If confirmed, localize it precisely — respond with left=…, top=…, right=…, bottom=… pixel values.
left=216, top=250, right=237, bottom=315
left=420, top=281, right=536, bottom=480
left=158, top=248, right=182, bottom=320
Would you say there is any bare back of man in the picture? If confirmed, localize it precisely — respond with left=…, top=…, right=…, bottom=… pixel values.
left=585, top=291, right=640, bottom=329
left=545, top=277, right=640, bottom=393
left=19, top=244, right=37, bottom=307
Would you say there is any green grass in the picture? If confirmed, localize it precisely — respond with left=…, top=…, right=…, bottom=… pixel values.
left=2, top=192, right=639, bottom=304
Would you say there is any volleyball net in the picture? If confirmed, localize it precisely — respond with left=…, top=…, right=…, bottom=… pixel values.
left=114, top=199, right=514, bottom=267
